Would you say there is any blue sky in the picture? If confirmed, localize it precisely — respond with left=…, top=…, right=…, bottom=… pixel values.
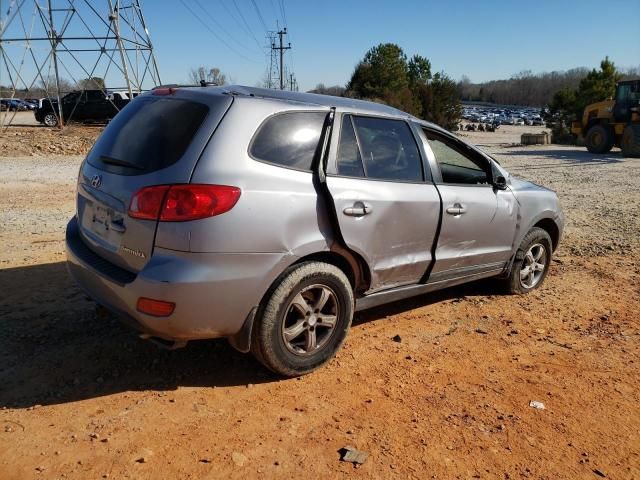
left=145, top=0, right=640, bottom=90
left=1, top=0, right=638, bottom=92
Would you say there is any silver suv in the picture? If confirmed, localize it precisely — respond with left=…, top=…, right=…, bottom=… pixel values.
left=66, top=86, right=563, bottom=376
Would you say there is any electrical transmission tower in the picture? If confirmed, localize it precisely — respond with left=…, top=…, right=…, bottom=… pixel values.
left=0, top=0, right=161, bottom=127
left=267, top=27, right=291, bottom=90
left=266, top=31, right=278, bottom=89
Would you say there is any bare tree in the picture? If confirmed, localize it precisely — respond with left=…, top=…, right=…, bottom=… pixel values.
left=37, top=75, right=75, bottom=96
left=458, top=67, right=591, bottom=106
left=77, top=77, right=106, bottom=91
left=188, top=66, right=228, bottom=85
left=309, top=83, right=346, bottom=96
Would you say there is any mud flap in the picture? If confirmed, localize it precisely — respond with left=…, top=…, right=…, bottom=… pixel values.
left=227, top=307, right=258, bottom=353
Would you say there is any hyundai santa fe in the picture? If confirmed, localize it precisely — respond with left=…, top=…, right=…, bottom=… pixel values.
left=66, top=85, right=564, bottom=377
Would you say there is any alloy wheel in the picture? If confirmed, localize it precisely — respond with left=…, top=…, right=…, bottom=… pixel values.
left=281, top=284, right=339, bottom=356
left=520, top=243, right=547, bottom=289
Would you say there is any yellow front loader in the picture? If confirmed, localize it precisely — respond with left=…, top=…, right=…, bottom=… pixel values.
left=571, top=79, right=640, bottom=157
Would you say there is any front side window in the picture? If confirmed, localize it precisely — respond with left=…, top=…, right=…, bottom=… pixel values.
left=250, top=111, right=326, bottom=171
left=425, top=131, right=489, bottom=185
left=352, top=116, right=423, bottom=182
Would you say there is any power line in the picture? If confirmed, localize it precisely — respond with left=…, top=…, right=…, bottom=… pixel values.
left=249, top=0, right=268, bottom=34
left=219, top=0, right=263, bottom=51
left=268, top=0, right=283, bottom=29
left=231, top=0, right=264, bottom=52
left=191, top=0, right=259, bottom=54
left=278, top=0, right=288, bottom=28
left=178, top=0, right=259, bottom=63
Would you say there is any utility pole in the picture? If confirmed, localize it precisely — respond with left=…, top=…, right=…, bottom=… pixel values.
left=289, top=73, right=298, bottom=92
left=274, top=28, right=290, bottom=90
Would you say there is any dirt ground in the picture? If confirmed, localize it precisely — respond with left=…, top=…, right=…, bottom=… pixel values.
left=0, top=124, right=638, bottom=479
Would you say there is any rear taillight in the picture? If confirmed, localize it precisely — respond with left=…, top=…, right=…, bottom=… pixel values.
left=128, top=185, right=170, bottom=220
left=128, top=184, right=241, bottom=222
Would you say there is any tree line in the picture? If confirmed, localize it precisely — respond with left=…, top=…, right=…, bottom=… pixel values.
left=1, top=76, right=108, bottom=99
left=459, top=65, right=639, bottom=107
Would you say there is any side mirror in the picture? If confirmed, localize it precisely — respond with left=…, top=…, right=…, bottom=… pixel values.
left=493, top=175, right=508, bottom=190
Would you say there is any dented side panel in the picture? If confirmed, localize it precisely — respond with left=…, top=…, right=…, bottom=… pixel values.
left=325, top=176, right=441, bottom=292
left=432, top=185, right=518, bottom=274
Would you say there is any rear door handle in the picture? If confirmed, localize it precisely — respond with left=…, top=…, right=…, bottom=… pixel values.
left=446, top=203, right=467, bottom=215
left=343, top=201, right=372, bottom=217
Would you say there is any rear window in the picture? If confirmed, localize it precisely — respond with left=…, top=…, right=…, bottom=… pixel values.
left=87, top=96, right=209, bottom=174
left=249, top=112, right=326, bottom=171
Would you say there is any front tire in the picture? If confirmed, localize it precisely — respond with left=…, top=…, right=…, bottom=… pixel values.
left=43, top=113, right=58, bottom=127
left=505, top=227, right=553, bottom=294
left=585, top=124, right=613, bottom=154
left=251, top=261, right=354, bottom=377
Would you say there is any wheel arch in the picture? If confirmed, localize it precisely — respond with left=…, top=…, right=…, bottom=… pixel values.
left=228, top=248, right=371, bottom=354
left=291, top=249, right=371, bottom=295
left=533, top=217, right=560, bottom=252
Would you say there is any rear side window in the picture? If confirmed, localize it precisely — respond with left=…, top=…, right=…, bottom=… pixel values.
left=250, top=112, right=326, bottom=171
left=351, top=116, right=423, bottom=182
left=336, top=116, right=365, bottom=177
left=87, top=96, right=209, bottom=173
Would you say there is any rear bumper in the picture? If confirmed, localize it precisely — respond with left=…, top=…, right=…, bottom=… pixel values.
left=65, top=217, right=293, bottom=341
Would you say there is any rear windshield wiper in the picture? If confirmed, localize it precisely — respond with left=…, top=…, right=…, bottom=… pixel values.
left=100, top=155, right=145, bottom=170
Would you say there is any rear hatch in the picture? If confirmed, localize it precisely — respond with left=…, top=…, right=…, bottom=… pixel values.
left=76, top=89, right=233, bottom=273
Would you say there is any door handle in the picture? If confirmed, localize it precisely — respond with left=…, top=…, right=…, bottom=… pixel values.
left=343, top=201, right=372, bottom=217
left=446, top=203, right=467, bottom=215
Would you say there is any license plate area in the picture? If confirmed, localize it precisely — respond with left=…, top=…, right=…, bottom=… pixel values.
left=91, top=204, right=112, bottom=235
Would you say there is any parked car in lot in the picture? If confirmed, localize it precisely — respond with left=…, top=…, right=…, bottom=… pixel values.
left=35, top=89, right=130, bottom=127
left=66, top=86, right=564, bottom=377
left=0, top=98, right=29, bottom=111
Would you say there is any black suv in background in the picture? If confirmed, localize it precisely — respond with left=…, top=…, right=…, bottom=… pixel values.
left=34, top=90, right=134, bottom=127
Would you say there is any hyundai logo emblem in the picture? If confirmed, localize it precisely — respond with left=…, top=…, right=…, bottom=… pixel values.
left=91, top=174, right=102, bottom=188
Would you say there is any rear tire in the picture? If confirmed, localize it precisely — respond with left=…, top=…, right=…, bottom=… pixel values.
left=505, top=227, right=553, bottom=294
left=621, top=124, right=640, bottom=158
left=585, top=124, right=614, bottom=154
left=251, top=261, right=354, bottom=377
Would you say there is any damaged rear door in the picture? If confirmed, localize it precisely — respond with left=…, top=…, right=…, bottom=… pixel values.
left=324, top=114, right=441, bottom=292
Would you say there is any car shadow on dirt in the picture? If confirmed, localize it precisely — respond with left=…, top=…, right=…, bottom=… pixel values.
left=0, top=261, right=499, bottom=409
left=501, top=148, right=624, bottom=170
